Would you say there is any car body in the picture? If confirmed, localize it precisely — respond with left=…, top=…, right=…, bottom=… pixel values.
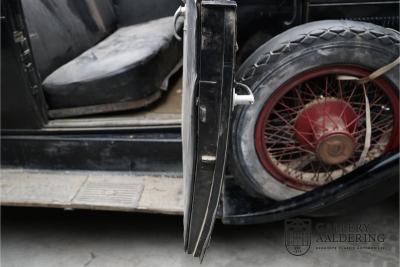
left=1, top=0, right=399, bottom=258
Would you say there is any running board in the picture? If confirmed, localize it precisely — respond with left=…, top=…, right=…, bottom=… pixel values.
left=1, top=169, right=183, bottom=215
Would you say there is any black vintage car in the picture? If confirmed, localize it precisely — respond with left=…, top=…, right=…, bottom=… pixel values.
left=1, top=0, right=399, bottom=258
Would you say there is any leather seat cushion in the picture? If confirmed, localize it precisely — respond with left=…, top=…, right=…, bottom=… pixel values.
left=22, top=0, right=116, bottom=79
left=43, top=16, right=181, bottom=109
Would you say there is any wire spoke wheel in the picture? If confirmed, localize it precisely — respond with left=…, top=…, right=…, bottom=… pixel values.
left=232, top=20, right=399, bottom=200
left=255, top=66, right=399, bottom=191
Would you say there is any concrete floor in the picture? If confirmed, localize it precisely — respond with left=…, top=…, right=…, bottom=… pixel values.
left=1, top=196, right=398, bottom=267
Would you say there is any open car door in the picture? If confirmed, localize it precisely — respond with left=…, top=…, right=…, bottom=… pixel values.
left=181, top=0, right=237, bottom=259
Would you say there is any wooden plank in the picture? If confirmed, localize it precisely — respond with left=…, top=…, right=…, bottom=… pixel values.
left=0, top=169, right=183, bottom=215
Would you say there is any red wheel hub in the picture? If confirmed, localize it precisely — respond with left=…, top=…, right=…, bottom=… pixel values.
left=255, top=66, right=399, bottom=191
left=294, top=98, right=358, bottom=165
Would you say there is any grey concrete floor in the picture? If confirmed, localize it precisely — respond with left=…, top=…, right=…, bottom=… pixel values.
left=1, top=195, right=398, bottom=267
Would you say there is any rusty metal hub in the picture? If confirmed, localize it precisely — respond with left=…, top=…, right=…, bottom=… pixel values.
left=316, top=133, right=354, bottom=165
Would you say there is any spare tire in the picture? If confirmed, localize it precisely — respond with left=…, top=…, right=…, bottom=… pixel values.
left=231, top=20, right=399, bottom=200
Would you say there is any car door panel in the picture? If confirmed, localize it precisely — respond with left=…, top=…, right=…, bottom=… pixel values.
left=182, top=0, right=237, bottom=258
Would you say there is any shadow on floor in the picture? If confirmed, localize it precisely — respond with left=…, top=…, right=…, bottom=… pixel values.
left=1, top=195, right=398, bottom=267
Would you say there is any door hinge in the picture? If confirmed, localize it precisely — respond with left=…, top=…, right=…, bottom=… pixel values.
left=13, top=31, right=25, bottom=43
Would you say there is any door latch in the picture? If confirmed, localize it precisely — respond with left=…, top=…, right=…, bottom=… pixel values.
left=233, top=82, right=255, bottom=109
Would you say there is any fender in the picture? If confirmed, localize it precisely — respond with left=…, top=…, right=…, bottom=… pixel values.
left=223, top=151, right=399, bottom=224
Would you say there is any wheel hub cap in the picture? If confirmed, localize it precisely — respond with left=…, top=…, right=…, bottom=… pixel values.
left=316, top=133, right=354, bottom=165
left=294, top=98, right=357, bottom=165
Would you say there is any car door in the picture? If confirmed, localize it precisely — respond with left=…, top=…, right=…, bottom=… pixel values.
left=181, top=0, right=237, bottom=259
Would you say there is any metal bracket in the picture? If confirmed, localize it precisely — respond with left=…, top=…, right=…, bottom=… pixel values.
left=173, top=5, right=186, bottom=41
left=233, top=82, right=255, bottom=109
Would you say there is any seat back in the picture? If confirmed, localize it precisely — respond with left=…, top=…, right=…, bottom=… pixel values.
left=113, top=0, right=181, bottom=27
left=21, top=0, right=116, bottom=79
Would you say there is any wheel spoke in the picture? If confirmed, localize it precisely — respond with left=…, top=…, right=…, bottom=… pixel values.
left=255, top=67, right=397, bottom=191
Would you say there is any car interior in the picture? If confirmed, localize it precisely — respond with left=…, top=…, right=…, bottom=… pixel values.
left=21, top=0, right=183, bottom=128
